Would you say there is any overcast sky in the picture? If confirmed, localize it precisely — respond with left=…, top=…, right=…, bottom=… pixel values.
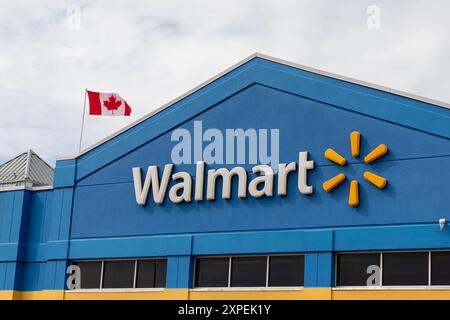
left=0, top=0, right=449, bottom=166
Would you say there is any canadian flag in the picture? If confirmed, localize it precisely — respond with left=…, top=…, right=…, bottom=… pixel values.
left=87, top=90, right=132, bottom=116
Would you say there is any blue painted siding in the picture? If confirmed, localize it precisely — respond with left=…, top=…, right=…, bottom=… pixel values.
left=0, top=189, right=68, bottom=291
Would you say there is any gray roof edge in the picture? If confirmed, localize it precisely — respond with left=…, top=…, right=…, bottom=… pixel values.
left=28, top=149, right=54, bottom=171
left=0, top=149, right=54, bottom=186
left=24, top=149, right=32, bottom=180
left=0, top=151, right=27, bottom=169
left=57, top=52, right=450, bottom=161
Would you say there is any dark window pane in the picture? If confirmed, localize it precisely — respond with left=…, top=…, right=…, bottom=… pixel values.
left=155, top=259, right=167, bottom=288
left=102, top=260, right=135, bottom=289
left=383, top=252, right=428, bottom=286
left=337, top=253, right=380, bottom=286
left=136, top=259, right=167, bottom=288
left=195, top=258, right=229, bottom=287
left=432, top=252, right=450, bottom=285
left=74, top=261, right=102, bottom=289
left=269, top=255, right=304, bottom=286
left=136, top=260, right=155, bottom=288
left=231, top=257, right=267, bottom=287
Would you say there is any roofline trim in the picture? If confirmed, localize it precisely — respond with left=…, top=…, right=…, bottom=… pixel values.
left=257, top=53, right=450, bottom=109
left=57, top=52, right=450, bottom=161
left=0, top=184, right=53, bottom=192
left=24, top=149, right=32, bottom=180
left=29, top=149, right=55, bottom=171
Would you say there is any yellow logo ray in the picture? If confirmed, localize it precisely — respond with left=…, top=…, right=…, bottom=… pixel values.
left=350, top=131, right=361, bottom=158
left=363, top=171, right=387, bottom=189
left=324, top=148, right=347, bottom=166
left=364, top=144, right=388, bottom=164
left=323, top=173, right=346, bottom=192
left=348, top=180, right=359, bottom=207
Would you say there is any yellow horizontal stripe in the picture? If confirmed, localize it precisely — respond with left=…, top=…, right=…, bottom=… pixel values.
left=189, top=288, right=331, bottom=300
left=3, top=289, right=450, bottom=300
left=0, top=290, right=64, bottom=300
left=65, top=289, right=189, bottom=300
left=0, top=291, right=15, bottom=300
left=18, top=290, right=65, bottom=300
left=0, top=289, right=331, bottom=300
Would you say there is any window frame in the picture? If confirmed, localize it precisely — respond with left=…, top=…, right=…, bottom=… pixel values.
left=268, top=254, right=305, bottom=287
left=230, top=255, right=268, bottom=288
left=135, top=258, right=168, bottom=289
left=101, top=259, right=136, bottom=289
left=192, top=254, right=305, bottom=290
left=335, top=251, right=382, bottom=287
left=335, top=249, right=450, bottom=290
left=68, top=257, right=168, bottom=292
left=429, top=250, right=450, bottom=286
left=194, top=256, right=231, bottom=288
left=72, top=260, right=103, bottom=289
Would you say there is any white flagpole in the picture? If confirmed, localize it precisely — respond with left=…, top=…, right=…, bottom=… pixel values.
left=78, top=89, right=88, bottom=153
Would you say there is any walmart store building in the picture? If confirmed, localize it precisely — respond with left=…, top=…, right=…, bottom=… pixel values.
left=1, top=54, right=450, bottom=300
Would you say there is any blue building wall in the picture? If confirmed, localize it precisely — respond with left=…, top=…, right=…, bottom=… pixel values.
left=0, top=188, right=71, bottom=292
left=70, top=83, right=450, bottom=238
left=0, top=56, right=450, bottom=294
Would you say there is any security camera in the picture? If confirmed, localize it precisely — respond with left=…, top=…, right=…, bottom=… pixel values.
left=439, top=218, right=446, bottom=231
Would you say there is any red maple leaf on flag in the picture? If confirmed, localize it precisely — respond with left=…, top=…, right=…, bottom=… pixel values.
left=103, top=95, right=122, bottom=111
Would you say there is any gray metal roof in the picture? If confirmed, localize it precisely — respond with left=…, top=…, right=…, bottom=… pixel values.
left=0, top=150, right=54, bottom=188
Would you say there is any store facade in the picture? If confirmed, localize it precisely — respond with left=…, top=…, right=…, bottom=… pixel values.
left=1, top=54, right=450, bottom=300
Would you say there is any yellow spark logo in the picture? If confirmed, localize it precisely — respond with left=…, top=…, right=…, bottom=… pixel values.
left=323, top=131, right=388, bottom=207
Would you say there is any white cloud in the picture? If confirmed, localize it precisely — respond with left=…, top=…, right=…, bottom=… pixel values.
left=0, top=0, right=449, bottom=166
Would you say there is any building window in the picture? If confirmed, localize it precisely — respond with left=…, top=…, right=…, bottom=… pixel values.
left=431, top=251, right=450, bottom=285
left=102, top=260, right=135, bottom=289
left=194, top=255, right=304, bottom=288
left=195, top=257, right=229, bottom=288
left=269, top=255, right=304, bottom=287
left=382, top=252, right=428, bottom=286
left=231, top=256, right=267, bottom=287
left=336, top=250, right=450, bottom=287
left=70, top=258, right=167, bottom=290
left=336, top=253, right=380, bottom=287
left=74, top=261, right=102, bottom=289
left=136, top=259, right=167, bottom=288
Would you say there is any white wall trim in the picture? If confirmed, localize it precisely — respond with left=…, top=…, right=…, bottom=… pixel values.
left=66, top=288, right=165, bottom=293
left=333, top=286, right=450, bottom=291
left=190, top=286, right=304, bottom=292
left=0, top=184, right=53, bottom=192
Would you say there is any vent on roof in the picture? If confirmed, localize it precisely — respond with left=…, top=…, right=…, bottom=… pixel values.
left=0, top=150, right=54, bottom=189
